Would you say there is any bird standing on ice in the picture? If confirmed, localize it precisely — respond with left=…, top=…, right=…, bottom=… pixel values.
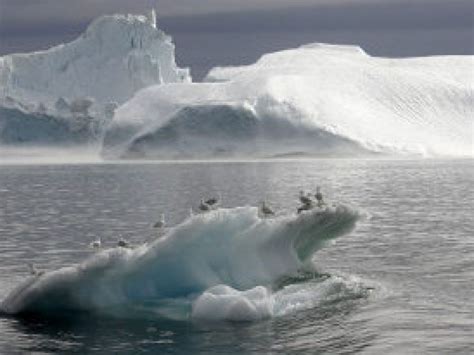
left=315, top=186, right=325, bottom=207
left=199, top=199, right=211, bottom=212
left=89, top=237, right=101, bottom=249
left=117, top=236, right=130, bottom=248
left=299, top=190, right=312, bottom=205
left=204, top=193, right=221, bottom=208
left=297, top=200, right=313, bottom=214
left=260, top=201, right=275, bottom=217
left=153, top=213, right=166, bottom=229
left=297, top=190, right=314, bottom=214
left=27, top=263, right=43, bottom=276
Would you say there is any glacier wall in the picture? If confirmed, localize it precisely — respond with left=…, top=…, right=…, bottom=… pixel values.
left=104, top=43, right=473, bottom=158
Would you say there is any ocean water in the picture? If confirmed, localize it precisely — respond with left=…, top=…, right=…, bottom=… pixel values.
left=0, top=159, right=472, bottom=354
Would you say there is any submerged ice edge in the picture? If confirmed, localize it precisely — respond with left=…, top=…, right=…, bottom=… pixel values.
left=1, top=205, right=359, bottom=319
left=191, top=272, right=377, bottom=322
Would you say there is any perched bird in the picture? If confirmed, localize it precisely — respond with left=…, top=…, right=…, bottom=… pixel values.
left=199, top=199, right=211, bottom=212
left=153, top=213, right=166, bottom=229
left=27, top=263, right=43, bottom=276
left=260, top=201, right=275, bottom=217
left=299, top=190, right=312, bottom=205
left=297, top=200, right=313, bottom=214
left=205, top=193, right=221, bottom=207
left=315, top=186, right=325, bottom=207
left=117, top=237, right=130, bottom=248
left=89, top=237, right=102, bottom=249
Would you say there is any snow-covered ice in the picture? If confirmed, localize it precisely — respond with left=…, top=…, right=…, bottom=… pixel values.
left=104, top=43, right=473, bottom=158
left=0, top=9, right=472, bottom=157
left=0, top=10, right=190, bottom=145
left=0, top=9, right=190, bottom=110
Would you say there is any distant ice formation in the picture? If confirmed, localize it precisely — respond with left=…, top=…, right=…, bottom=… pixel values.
left=0, top=9, right=472, bottom=157
left=104, top=43, right=473, bottom=158
left=0, top=9, right=190, bottom=145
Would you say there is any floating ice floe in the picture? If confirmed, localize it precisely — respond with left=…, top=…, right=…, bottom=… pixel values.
left=1, top=205, right=359, bottom=318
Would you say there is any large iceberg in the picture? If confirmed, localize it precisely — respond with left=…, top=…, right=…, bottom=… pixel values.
left=1, top=205, right=359, bottom=318
left=104, top=43, right=473, bottom=158
left=1, top=8, right=472, bottom=157
left=0, top=10, right=190, bottom=145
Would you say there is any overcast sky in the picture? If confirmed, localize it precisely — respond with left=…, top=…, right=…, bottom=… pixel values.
left=1, top=0, right=473, bottom=80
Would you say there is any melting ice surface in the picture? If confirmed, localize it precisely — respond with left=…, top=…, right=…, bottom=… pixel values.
left=1, top=205, right=359, bottom=321
left=105, top=43, right=473, bottom=158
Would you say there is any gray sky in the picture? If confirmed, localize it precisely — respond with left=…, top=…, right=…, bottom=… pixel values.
left=1, top=0, right=473, bottom=80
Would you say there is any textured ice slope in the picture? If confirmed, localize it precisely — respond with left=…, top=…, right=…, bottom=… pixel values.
left=105, top=43, right=473, bottom=158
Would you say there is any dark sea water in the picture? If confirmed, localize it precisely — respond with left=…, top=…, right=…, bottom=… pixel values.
left=0, top=159, right=472, bottom=354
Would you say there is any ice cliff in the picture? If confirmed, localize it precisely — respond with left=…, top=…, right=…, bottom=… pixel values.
left=1, top=9, right=471, bottom=157
left=104, top=43, right=473, bottom=158
left=0, top=10, right=190, bottom=145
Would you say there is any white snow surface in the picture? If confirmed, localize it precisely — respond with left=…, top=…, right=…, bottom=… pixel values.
left=0, top=10, right=190, bottom=114
left=106, top=43, right=473, bottom=158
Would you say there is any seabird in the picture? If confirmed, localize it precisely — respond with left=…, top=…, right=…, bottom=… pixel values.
left=260, top=201, right=275, bottom=217
left=153, top=213, right=166, bottom=229
left=117, top=237, right=130, bottom=248
left=299, top=190, right=313, bottom=205
left=205, top=193, right=221, bottom=207
left=89, top=237, right=102, bottom=249
left=297, top=200, right=313, bottom=214
left=315, top=186, right=325, bottom=207
left=199, top=199, right=211, bottom=212
left=27, top=263, right=43, bottom=276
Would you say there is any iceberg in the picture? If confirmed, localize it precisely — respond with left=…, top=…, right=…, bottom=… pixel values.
left=0, top=10, right=190, bottom=145
left=1, top=8, right=471, bottom=156
left=1, top=205, right=359, bottom=318
left=104, top=43, right=473, bottom=158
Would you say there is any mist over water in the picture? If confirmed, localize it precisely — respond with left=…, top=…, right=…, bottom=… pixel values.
left=0, top=147, right=102, bottom=166
left=0, top=159, right=472, bottom=353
